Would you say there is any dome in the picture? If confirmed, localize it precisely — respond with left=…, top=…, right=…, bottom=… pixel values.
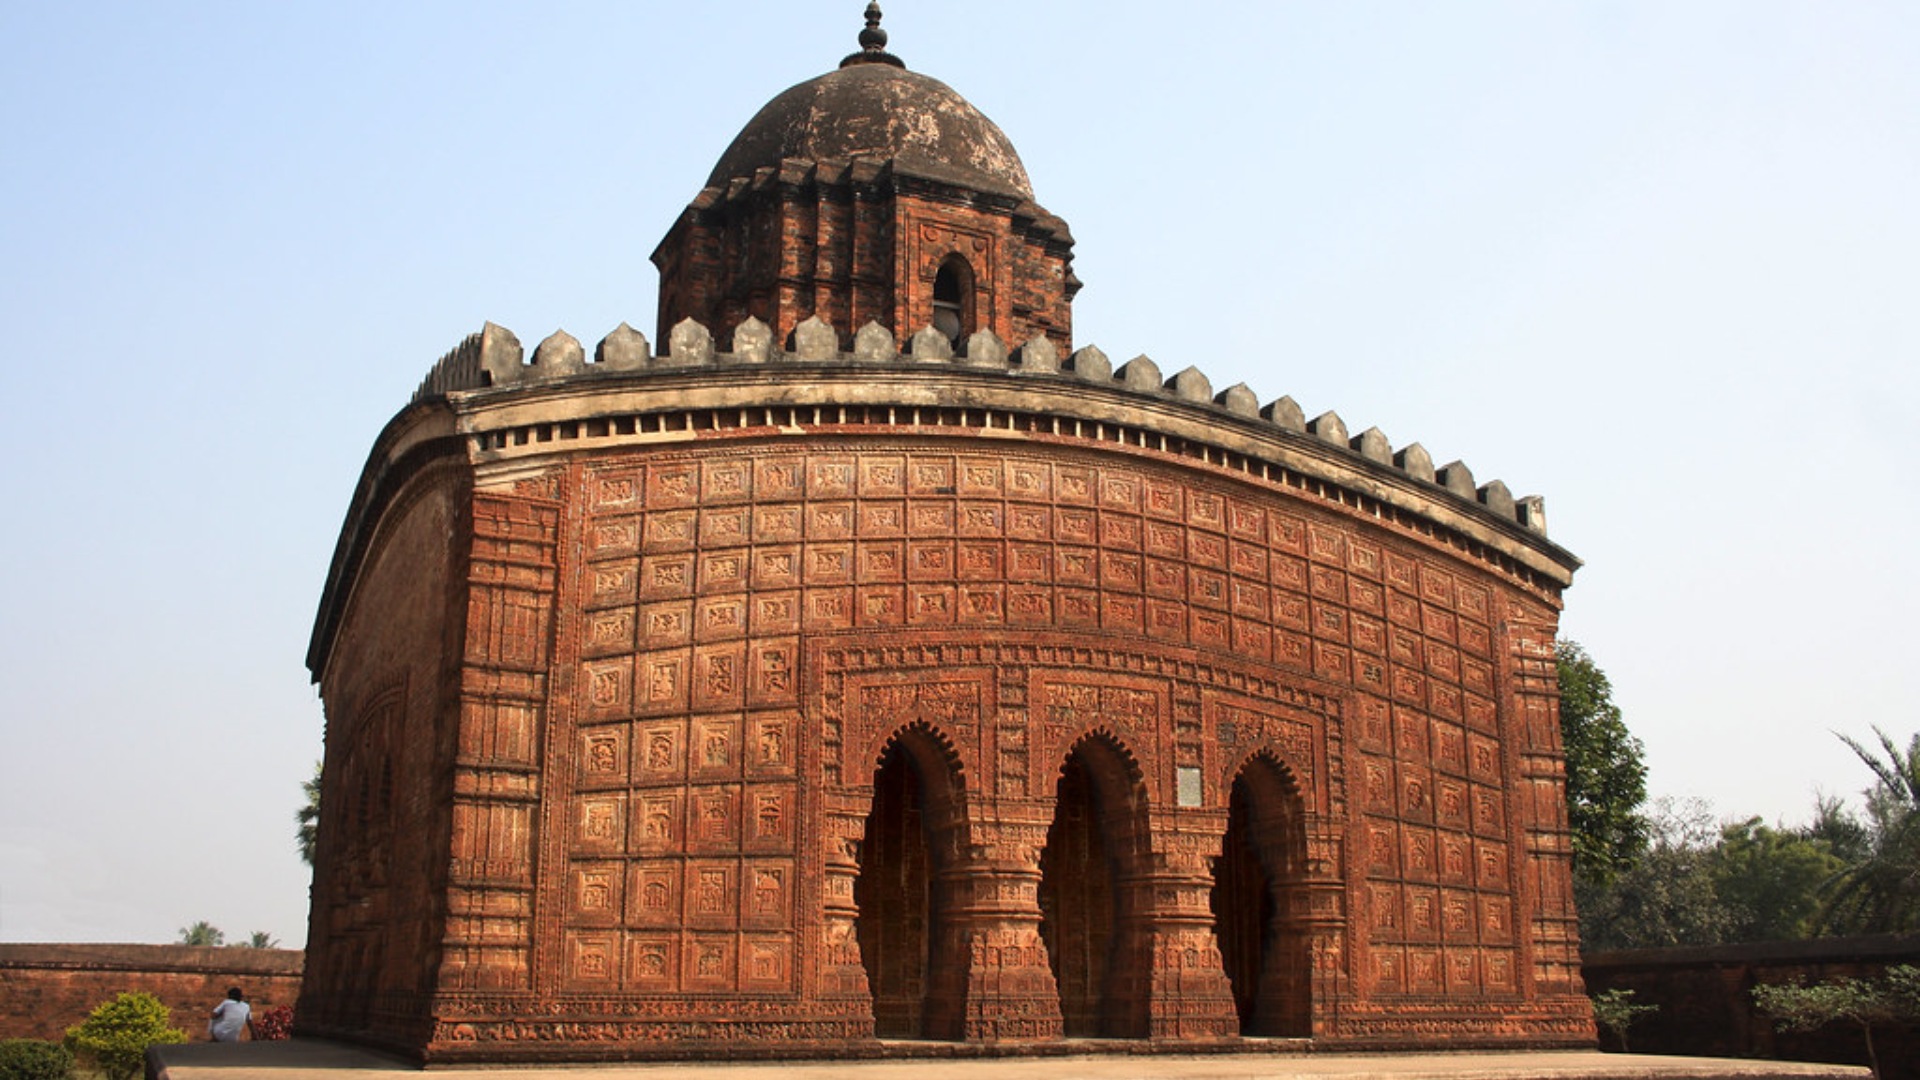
left=705, top=62, right=1034, bottom=201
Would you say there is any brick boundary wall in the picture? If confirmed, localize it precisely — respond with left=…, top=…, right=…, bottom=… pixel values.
left=1583, top=934, right=1920, bottom=1079
left=0, top=944, right=303, bottom=1043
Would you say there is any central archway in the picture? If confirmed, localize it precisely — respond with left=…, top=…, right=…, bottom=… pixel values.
left=1037, top=733, right=1151, bottom=1038
left=1209, top=753, right=1311, bottom=1036
left=854, top=727, right=969, bottom=1040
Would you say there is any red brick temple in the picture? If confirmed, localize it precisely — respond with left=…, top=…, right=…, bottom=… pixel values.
left=301, top=4, right=1592, bottom=1062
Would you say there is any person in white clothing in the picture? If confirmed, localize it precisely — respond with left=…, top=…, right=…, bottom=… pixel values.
left=209, top=987, right=250, bottom=1042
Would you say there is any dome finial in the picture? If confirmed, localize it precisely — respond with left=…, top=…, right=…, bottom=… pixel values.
left=840, top=2, right=905, bottom=69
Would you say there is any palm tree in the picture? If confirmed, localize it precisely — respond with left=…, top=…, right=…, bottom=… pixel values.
left=240, top=930, right=279, bottom=949
left=1821, top=728, right=1920, bottom=934
left=297, top=760, right=321, bottom=865
left=178, top=921, right=224, bottom=946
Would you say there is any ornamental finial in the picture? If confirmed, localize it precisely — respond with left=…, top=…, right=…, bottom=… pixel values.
left=840, top=2, right=905, bottom=69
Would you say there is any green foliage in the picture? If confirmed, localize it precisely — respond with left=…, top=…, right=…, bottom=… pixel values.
left=297, top=760, right=320, bottom=867
left=0, top=1039, right=74, bottom=1080
left=1577, top=729, right=1920, bottom=951
left=1752, top=965, right=1920, bottom=1079
left=1578, top=798, right=1734, bottom=951
left=1556, top=641, right=1648, bottom=890
left=176, top=921, right=223, bottom=947
left=1588, top=988, right=1657, bottom=1052
left=236, top=931, right=278, bottom=949
left=1710, top=817, right=1846, bottom=941
left=1820, top=728, right=1920, bottom=935
left=1805, top=793, right=1871, bottom=865
left=63, top=993, right=185, bottom=1080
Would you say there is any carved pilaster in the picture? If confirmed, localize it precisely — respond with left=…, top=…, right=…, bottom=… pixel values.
left=1506, top=614, right=1583, bottom=998
left=947, top=809, right=1063, bottom=1041
left=1138, top=812, right=1240, bottom=1040
left=819, top=801, right=874, bottom=1014
left=438, top=490, right=559, bottom=995
left=1298, top=816, right=1352, bottom=1033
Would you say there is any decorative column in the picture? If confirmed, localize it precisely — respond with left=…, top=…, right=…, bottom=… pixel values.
left=1139, top=811, right=1241, bottom=1041
left=817, top=798, right=876, bottom=1032
left=437, top=491, right=559, bottom=998
left=1507, top=615, right=1584, bottom=998
left=1297, top=815, right=1351, bottom=1037
left=947, top=811, right=1064, bottom=1041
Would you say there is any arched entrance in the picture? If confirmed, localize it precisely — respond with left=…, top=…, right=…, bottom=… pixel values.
left=1209, top=754, right=1310, bottom=1036
left=854, top=727, right=969, bottom=1039
left=1037, top=733, right=1150, bottom=1038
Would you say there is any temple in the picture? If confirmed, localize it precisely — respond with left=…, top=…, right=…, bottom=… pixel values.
left=301, top=5, right=1592, bottom=1062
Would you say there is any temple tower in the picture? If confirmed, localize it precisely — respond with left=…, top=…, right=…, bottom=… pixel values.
left=651, top=5, right=1077, bottom=355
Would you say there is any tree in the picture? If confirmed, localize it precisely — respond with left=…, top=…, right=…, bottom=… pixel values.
left=1753, top=965, right=1920, bottom=1080
left=1589, top=988, right=1658, bottom=1052
left=176, top=921, right=223, bottom=947
left=63, top=992, right=185, bottom=1080
left=1817, top=728, right=1920, bottom=935
left=1557, top=641, right=1648, bottom=890
left=236, top=931, right=279, bottom=949
left=1804, top=793, right=1871, bottom=866
left=297, top=759, right=321, bottom=866
left=1578, top=798, right=1733, bottom=951
left=1710, top=817, right=1846, bottom=942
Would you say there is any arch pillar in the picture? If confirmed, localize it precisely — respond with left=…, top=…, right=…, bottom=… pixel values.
left=819, top=798, right=876, bottom=1029
left=1297, top=816, right=1351, bottom=1036
left=1137, top=809, right=1241, bottom=1040
left=940, top=807, right=1064, bottom=1041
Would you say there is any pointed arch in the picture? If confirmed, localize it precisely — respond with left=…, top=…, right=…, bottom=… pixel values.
left=1038, top=728, right=1153, bottom=1038
left=854, top=722, right=971, bottom=1040
left=1210, top=750, right=1311, bottom=1037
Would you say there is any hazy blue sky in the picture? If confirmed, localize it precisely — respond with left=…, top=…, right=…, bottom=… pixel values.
left=1, top=2, right=1914, bottom=945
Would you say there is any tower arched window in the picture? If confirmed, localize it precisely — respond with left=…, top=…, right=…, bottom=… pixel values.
left=931, top=256, right=973, bottom=346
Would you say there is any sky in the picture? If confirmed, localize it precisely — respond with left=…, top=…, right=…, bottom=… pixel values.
left=0, top=1, right=1914, bottom=946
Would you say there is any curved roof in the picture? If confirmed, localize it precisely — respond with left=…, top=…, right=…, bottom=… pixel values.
left=704, top=62, right=1034, bottom=200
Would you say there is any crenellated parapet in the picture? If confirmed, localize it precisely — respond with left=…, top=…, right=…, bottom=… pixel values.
left=411, top=315, right=1560, bottom=546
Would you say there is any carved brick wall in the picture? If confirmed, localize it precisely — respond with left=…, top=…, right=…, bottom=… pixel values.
left=302, top=476, right=467, bottom=1049
left=322, top=436, right=1591, bottom=1061
left=443, top=486, right=559, bottom=998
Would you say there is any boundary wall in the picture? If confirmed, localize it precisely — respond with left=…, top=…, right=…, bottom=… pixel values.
left=0, top=944, right=302, bottom=1043
left=1583, top=935, right=1920, bottom=1078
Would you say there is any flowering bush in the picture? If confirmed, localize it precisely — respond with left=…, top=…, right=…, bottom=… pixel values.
left=249, top=1006, right=294, bottom=1042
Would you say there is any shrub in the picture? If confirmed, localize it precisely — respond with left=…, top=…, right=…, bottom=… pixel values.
left=63, top=993, right=185, bottom=1080
left=1588, top=988, right=1658, bottom=1052
left=249, top=1006, right=294, bottom=1041
left=1753, top=965, right=1920, bottom=1080
left=0, top=1039, right=74, bottom=1080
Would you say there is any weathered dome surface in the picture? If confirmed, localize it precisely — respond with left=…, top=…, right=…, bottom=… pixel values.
left=705, top=62, right=1034, bottom=200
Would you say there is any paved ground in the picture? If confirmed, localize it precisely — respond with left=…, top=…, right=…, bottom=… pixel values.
left=148, top=1040, right=1868, bottom=1080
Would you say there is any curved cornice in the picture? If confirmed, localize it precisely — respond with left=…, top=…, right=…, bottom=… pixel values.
left=315, top=315, right=1581, bottom=680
